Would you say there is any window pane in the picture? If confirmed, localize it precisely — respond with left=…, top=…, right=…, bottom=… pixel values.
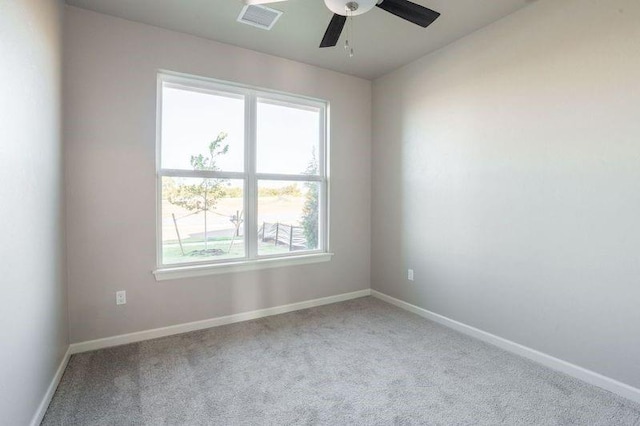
left=257, top=180, right=320, bottom=255
left=161, top=85, right=244, bottom=172
left=161, top=177, right=245, bottom=264
left=257, top=99, right=320, bottom=175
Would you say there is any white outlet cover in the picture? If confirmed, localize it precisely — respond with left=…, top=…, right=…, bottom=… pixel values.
left=116, top=290, right=126, bottom=305
left=408, top=269, right=414, bottom=281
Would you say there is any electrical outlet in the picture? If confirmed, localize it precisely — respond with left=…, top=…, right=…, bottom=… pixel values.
left=408, top=269, right=414, bottom=281
left=116, top=290, right=126, bottom=305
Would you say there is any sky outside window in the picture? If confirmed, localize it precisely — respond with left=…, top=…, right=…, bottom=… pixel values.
left=161, top=86, right=244, bottom=171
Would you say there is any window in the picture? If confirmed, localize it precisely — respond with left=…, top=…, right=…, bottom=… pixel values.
left=155, top=72, right=329, bottom=279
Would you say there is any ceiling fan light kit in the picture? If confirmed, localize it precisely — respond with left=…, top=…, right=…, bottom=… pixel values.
left=324, top=0, right=378, bottom=16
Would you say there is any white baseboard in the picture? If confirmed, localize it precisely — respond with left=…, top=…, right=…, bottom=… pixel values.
left=30, top=345, right=72, bottom=426
left=371, top=290, right=640, bottom=404
left=70, top=289, right=371, bottom=354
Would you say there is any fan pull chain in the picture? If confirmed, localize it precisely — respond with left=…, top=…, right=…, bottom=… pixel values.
left=344, top=7, right=354, bottom=58
left=349, top=14, right=354, bottom=58
left=344, top=7, right=350, bottom=53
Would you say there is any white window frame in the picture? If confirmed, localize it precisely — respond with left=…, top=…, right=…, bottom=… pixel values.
left=153, top=71, right=332, bottom=281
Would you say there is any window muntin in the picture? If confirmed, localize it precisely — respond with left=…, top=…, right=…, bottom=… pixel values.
left=157, top=73, right=328, bottom=269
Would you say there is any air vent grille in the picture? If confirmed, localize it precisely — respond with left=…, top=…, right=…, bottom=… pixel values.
left=237, top=5, right=283, bottom=30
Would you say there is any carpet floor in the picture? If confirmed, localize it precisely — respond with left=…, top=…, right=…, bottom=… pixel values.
left=43, top=297, right=640, bottom=425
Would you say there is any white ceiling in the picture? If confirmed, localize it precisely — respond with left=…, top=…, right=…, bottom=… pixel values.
left=65, top=0, right=532, bottom=80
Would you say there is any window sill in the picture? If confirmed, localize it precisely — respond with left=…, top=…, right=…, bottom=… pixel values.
left=153, top=252, right=334, bottom=281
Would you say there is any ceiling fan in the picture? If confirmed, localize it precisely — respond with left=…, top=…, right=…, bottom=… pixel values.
left=244, top=0, right=440, bottom=48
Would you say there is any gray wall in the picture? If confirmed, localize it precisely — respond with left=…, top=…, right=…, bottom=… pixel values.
left=64, top=7, right=371, bottom=343
left=0, top=0, right=68, bottom=423
left=372, top=0, right=640, bottom=388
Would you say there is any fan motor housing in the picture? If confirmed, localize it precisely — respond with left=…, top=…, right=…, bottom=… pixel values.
left=324, top=0, right=378, bottom=16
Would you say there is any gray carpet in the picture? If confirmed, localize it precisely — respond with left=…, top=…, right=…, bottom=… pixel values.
left=43, top=297, right=640, bottom=425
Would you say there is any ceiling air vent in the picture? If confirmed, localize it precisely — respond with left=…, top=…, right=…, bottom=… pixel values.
left=237, top=4, right=283, bottom=30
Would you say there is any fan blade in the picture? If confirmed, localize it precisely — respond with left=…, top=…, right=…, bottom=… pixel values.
left=243, top=0, right=286, bottom=5
left=320, top=14, right=347, bottom=48
left=376, top=0, right=440, bottom=28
